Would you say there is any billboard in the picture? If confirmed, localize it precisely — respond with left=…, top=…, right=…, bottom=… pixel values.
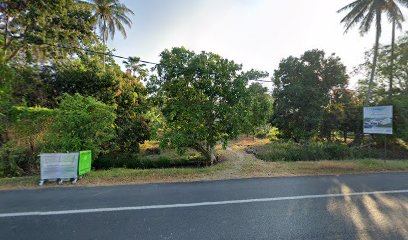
left=363, top=106, right=393, bottom=135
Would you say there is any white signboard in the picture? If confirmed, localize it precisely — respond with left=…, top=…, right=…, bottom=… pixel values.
left=363, top=106, right=393, bottom=135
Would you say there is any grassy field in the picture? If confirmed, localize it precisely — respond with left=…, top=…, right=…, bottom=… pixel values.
left=1, top=138, right=408, bottom=190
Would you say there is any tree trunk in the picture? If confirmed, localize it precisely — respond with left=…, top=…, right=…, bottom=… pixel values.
left=210, top=146, right=216, bottom=165
left=4, top=15, right=8, bottom=59
left=191, top=143, right=211, bottom=162
left=365, top=11, right=382, bottom=107
left=389, top=19, right=396, bottom=98
left=343, top=131, right=347, bottom=143
left=102, top=21, right=106, bottom=71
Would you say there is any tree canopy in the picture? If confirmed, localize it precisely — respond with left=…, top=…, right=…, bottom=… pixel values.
left=1, top=0, right=96, bottom=63
left=272, top=49, right=349, bottom=141
left=148, top=47, right=265, bottom=163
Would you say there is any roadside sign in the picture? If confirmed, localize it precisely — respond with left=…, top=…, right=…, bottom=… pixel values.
left=363, top=106, right=393, bottom=135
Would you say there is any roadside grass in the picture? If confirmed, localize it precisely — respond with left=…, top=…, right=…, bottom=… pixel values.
left=248, top=141, right=408, bottom=161
left=83, top=164, right=227, bottom=183
left=0, top=164, right=228, bottom=190
left=241, top=159, right=408, bottom=177
left=0, top=176, right=38, bottom=188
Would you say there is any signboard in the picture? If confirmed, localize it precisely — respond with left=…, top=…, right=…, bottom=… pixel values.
left=363, top=106, right=393, bottom=135
left=40, top=153, right=79, bottom=180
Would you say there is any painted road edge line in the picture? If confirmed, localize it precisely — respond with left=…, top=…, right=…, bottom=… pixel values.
left=1, top=189, right=408, bottom=218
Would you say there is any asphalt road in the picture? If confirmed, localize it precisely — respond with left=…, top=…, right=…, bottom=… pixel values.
left=1, top=173, right=408, bottom=240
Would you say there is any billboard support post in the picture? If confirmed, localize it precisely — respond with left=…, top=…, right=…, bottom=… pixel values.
left=363, top=106, right=393, bottom=162
left=384, top=136, right=387, bottom=163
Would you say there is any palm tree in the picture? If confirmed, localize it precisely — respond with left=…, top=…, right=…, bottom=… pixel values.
left=81, top=0, right=134, bottom=69
left=123, top=56, right=147, bottom=78
left=390, top=2, right=407, bottom=96
left=338, top=0, right=405, bottom=105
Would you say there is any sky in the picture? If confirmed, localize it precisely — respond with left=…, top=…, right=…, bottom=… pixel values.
left=107, top=0, right=408, bottom=88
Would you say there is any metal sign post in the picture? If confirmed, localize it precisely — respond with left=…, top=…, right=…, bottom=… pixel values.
left=363, top=106, right=393, bottom=162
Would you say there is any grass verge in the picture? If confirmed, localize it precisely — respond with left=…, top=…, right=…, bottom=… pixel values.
left=1, top=158, right=408, bottom=190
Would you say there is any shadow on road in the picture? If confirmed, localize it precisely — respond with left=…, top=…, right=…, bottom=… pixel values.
left=327, top=180, right=408, bottom=239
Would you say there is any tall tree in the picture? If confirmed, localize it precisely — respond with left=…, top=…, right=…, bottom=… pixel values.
left=355, top=32, right=408, bottom=102
left=389, top=0, right=408, bottom=95
left=271, top=50, right=348, bottom=141
left=148, top=47, right=264, bottom=164
left=83, top=0, right=134, bottom=69
left=123, top=56, right=147, bottom=78
left=338, top=0, right=406, bottom=105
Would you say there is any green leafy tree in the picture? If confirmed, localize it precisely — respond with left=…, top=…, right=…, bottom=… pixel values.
left=83, top=0, right=134, bottom=68
left=0, top=0, right=96, bottom=63
left=148, top=47, right=261, bottom=164
left=241, top=82, right=273, bottom=140
left=355, top=32, right=408, bottom=101
left=338, top=0, right=407, bottom=105
left=320, top=89, right=362, bottom=143
left=0, top=61, right=14, bottom=144
left=114, top=69, right=150, bottom=153
left=41, top=52, right=120, bottom=106
left=271, top=50, right=349, bottom=141
left=383, top=94, right=408, bottom=141
left=9, top=50, right=151, bottom=153
left=43, top=94, right=116, bottom=158
left=9, top=64, right=51, bottom=107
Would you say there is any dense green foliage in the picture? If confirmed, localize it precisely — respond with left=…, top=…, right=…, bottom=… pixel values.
left=320, top=89, right=363, bottom=142
left=1, top=0, right=96, bottom=62
left=94, top=153, right=205, bottom=170
left=241, top=83, right=273, bottom=138
left=0, top=106, right=53, bottom=177
left=148, top=47, right=265, bottom=163
left=42, top=94, right=116, bottom=158
left=251, top=142, right=407, bottom=162
left=380, top=94, right=408, bottom=141
left=8, top=52, right=151, bottom=153
left=356, top=32, right=408, bottom=101
left=272, top=50, right=349, bottom=141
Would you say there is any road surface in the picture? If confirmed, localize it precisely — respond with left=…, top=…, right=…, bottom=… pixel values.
left=1, top=173, right=408, bottom=239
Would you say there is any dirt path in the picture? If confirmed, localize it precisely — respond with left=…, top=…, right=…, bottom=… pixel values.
left=214, top=142, right=266, bottom=179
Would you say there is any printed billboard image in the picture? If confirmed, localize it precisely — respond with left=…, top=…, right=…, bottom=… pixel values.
left=363, top=106, right=393, bottom=135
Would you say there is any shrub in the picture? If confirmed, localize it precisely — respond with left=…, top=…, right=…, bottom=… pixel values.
left=42, top=94, right=116, bottom=158
left=0, top=144, right=32, bottom=177
left=382, top=95, right=408, bottom=142
left=94, top=153, right=206, bottom=170
left=251, top=142, right=395, bottom=162
left=266, top=127, right=280, bottom=141
left=0, top=106, right=53, bottom=177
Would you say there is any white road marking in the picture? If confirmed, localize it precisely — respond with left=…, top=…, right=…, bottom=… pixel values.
left=1, top=189, right=408, bottom=218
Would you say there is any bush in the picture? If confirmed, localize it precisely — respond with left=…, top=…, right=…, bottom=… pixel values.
left=250, top=141, right=395, bottom=162
left=0, top=143, right=35, bottom=177
left=94, top=153, right=206, bottom=170
left=0, top=106, right=53, bottom=177
left=382, top=95, right=408, bottom=141
left=42, top=94, right=116, bottom=158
